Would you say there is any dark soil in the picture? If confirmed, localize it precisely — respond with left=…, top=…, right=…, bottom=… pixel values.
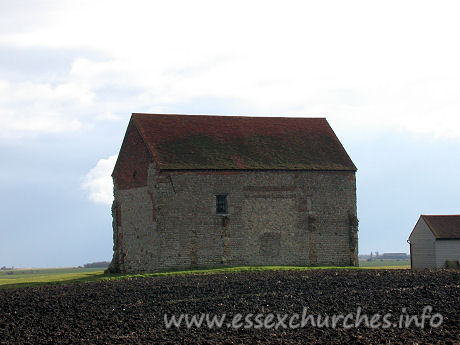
left=1, top=269, right=459, bottom=344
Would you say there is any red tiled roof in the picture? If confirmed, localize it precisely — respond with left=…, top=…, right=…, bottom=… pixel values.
left=421, top=215, right=460, bottom=239
left=131, top=113, right=357, bottom=171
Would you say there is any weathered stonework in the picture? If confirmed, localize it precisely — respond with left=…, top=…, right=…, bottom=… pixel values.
left=108, top=114, right=359, bottom=273
left=109, top=167, right=358, bottom=273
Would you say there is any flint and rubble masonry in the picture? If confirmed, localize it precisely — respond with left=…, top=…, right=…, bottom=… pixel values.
left=111, top=165, right=357, bottom=273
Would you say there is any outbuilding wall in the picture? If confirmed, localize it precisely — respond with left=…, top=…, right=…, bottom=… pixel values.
left=409, top=219, right=436, bottom=269
left=435, top=240, right=460, bottom=268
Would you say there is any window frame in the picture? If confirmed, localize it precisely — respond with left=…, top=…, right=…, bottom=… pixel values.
left=215, top=194, right=228, bottom=215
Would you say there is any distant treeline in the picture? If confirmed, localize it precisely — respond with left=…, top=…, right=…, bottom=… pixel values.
left=83, top=261, right=110, bottom=268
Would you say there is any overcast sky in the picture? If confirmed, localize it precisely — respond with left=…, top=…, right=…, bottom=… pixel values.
left=1, top=0, right=459, bottom=267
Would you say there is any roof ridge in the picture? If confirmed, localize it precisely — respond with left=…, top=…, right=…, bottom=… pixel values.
left=132, top=113, right=327, bottom=119
left=130, top=113, right=357, bottom=171
left=421, top=214, right=460, bottom=217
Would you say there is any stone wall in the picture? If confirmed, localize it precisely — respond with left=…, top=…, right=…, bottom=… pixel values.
left=109, top=166, right=358, bottom=273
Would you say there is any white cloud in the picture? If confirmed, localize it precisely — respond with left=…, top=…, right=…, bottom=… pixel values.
left=0, top=79, right=92, bottom=136
left=1, top=0, right=460, bottom=138
left=81, top=155, right=117, bottom=205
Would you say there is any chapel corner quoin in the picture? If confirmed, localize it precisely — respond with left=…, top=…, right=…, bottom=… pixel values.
left=107, top=113, right=358, bottom=273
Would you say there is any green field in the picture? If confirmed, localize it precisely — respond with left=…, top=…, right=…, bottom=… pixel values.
left=0, top=262, right=411, bottom=289
left=358, top=259, right=410, bottom=268
left=0, top=267, right=105, bottom=288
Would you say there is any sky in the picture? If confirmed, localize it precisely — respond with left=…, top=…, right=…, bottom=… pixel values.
left=1, top=0, right=459, bottom=267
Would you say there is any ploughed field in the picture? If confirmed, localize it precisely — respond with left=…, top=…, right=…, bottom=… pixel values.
left=1, top=269, right=459, bottom=344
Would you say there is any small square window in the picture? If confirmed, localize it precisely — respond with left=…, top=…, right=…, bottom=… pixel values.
left=216, top=195, right=228, bottom=214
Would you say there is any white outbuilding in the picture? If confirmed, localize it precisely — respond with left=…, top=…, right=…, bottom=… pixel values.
left=408, top=215, right=460, bottom=269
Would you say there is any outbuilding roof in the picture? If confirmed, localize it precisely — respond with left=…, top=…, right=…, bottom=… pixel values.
left=131, top=113, right=357, bottom=171
left=421, top=215, right=460, bottom=239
